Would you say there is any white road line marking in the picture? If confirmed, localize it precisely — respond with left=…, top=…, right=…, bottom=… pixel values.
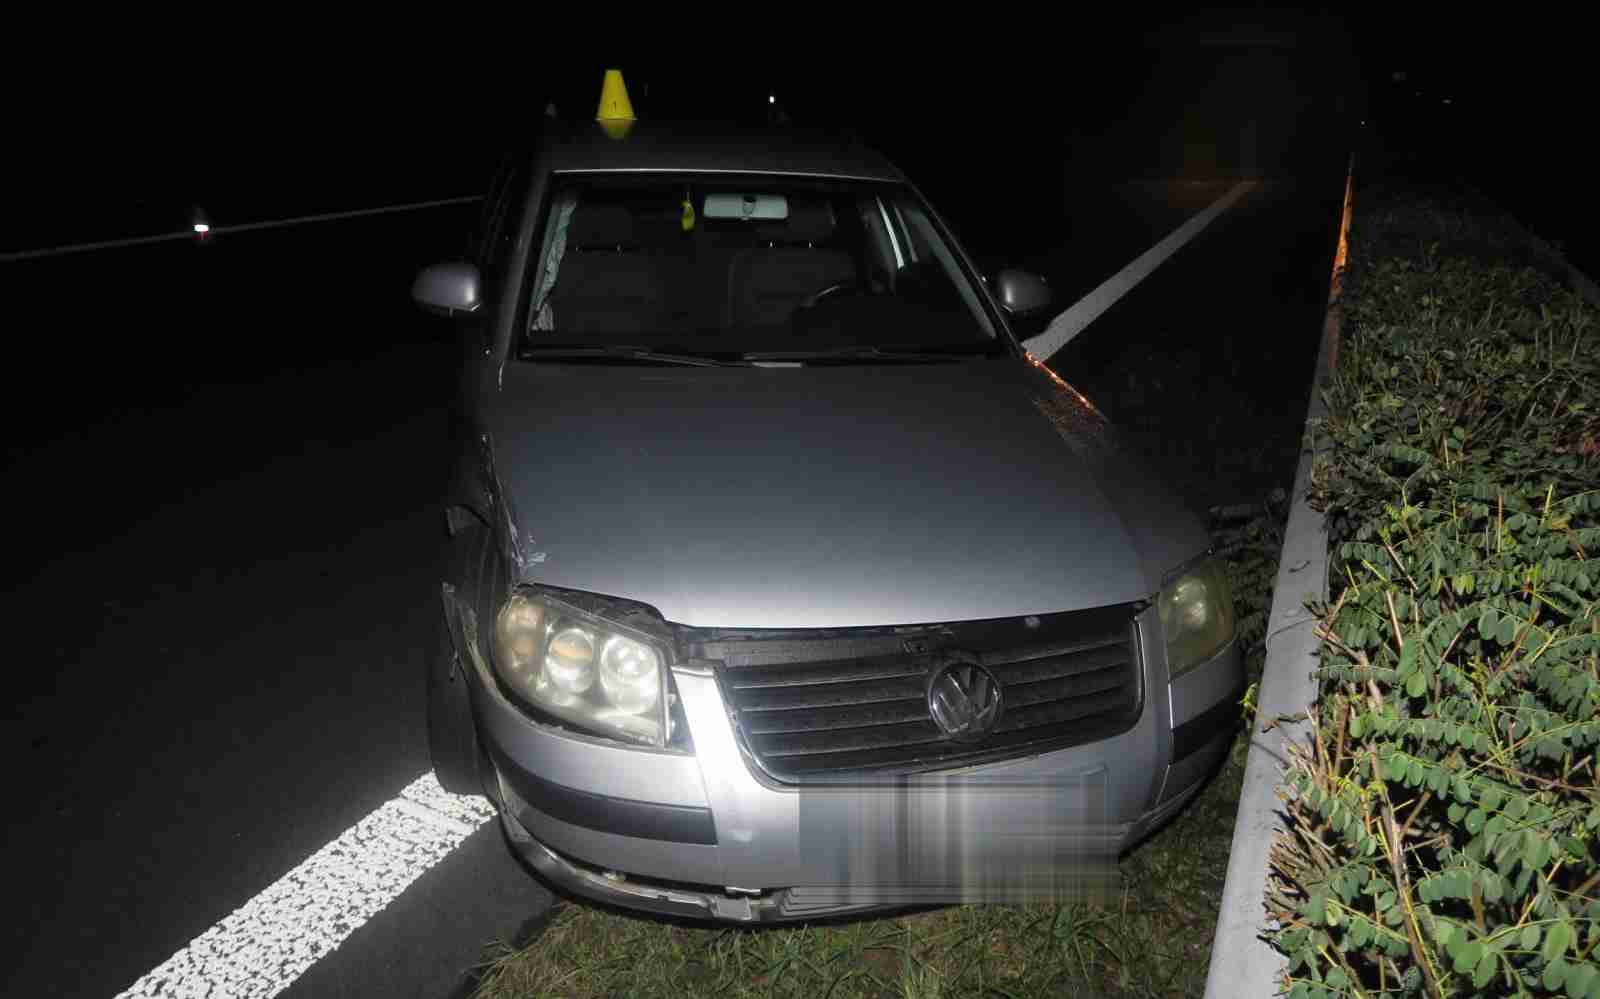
left=1022, top=180, right=1259, bottom=362
left=391, top=798, right=478, bottom=837
left=0, top=196, right=482, bottom=263
left=113, top=772, right=496, bottom=999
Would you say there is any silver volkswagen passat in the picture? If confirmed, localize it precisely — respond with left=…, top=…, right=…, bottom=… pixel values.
left=414, top=108, right=1242, bottom=922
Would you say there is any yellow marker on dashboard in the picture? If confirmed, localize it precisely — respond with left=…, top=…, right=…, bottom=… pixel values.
left=595, top=69, right=635, bottom=140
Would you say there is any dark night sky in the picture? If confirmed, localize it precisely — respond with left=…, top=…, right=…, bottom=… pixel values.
left=7, top=12, right=1592, bottom=264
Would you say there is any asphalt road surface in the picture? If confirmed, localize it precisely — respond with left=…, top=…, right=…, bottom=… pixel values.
left=3, top=162, right=1344, bottom=997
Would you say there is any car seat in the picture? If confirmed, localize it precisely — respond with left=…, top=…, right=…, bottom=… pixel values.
left=724, top=201, right=857, bottom=330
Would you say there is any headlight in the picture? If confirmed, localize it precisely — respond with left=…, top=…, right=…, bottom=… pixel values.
left=493, top=591, right=671, bottom=746
left=598, top=636, right=661, bottom=715
left=542, top=627, right=596, bottom=701
left=1159, top=555, right=1236, bottom=677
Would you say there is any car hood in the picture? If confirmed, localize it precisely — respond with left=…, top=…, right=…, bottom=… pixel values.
left=483, top=358, right=1207, bottom=629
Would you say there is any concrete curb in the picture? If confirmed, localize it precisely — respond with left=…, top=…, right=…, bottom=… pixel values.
left=1201, top=158, right=1354, bottom=999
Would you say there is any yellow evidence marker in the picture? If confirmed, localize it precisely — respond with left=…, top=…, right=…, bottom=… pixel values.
left=595, top=69, right=635, bottom=140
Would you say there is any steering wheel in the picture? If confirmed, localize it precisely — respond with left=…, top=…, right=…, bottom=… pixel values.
left=798, top=281, right=859, bottom=309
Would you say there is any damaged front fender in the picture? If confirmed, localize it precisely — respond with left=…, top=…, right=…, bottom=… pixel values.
left=478, top=430, right=546, bottom=578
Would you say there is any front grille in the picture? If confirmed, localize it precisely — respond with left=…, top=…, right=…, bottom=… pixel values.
left=693, top=603, right=1143, bottom=781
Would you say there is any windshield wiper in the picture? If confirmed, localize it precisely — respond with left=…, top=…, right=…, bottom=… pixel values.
left=742, top=344, right=994, bottom=363
left=521, top=344, right=751, bottom=367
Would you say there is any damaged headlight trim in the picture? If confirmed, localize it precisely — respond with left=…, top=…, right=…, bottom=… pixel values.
left=1158, top=552, right=1236, bottom=678
left=492, top=588, right=676, bottom=747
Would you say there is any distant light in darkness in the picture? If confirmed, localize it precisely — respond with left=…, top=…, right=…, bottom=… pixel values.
left=768, top=94, right=775, bottom=104
left=193, top=223, right=210, bottom=234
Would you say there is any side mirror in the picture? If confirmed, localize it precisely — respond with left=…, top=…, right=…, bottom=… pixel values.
left=411, top=262, right=483, bottom=317
left=993, top=269, right=1052, bottom=316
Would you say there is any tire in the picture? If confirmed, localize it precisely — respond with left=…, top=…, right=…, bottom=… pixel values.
left=426, top=612, right=486, bottom=795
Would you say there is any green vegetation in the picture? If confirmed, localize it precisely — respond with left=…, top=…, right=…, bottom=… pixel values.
left=1267, top=180, right=1600, bottom=998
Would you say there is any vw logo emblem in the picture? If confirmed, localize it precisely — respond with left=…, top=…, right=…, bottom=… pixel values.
left=926, top=658, right=1003, bottom=742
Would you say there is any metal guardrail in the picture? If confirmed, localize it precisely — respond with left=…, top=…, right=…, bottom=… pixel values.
left=1202, top=155, right=1354, bottom=998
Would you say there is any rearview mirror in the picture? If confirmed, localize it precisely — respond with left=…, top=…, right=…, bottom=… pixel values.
left=411, top=262, right=482, bottom=317
left=994, top=269, right=1052, bottom=316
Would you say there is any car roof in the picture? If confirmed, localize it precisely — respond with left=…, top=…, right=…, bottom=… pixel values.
left=535, top=119, right=906, bottom=182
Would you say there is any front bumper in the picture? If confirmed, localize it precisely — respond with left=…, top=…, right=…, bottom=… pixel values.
left=500, top=808, right=895, bottom=922
left=461, top=601, right=1241, bottom=922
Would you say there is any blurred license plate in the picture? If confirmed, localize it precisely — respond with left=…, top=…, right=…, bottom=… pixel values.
left=792, top=770, right=1117, bottom=904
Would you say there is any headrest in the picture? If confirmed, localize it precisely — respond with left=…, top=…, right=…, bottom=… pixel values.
left=569, top=204, right=637, bottom=249
left=781, top=200, right=836, bottom=245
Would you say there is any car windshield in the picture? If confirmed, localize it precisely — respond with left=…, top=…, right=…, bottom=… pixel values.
left=516, top=174, right=1001, bottom=362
